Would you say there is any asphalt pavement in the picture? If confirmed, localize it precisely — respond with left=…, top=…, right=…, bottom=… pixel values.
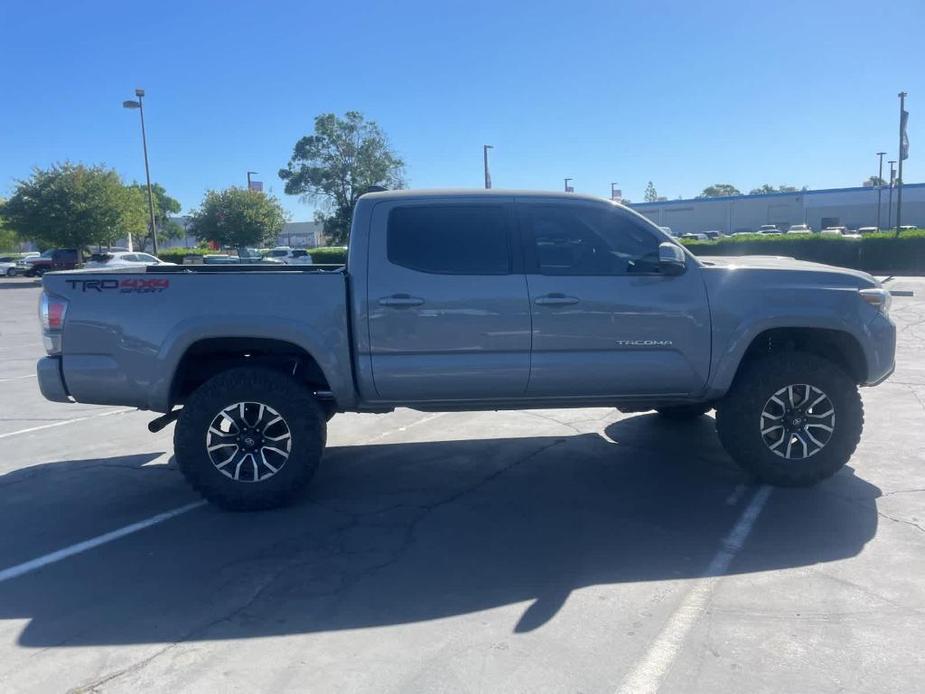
left=0, top=274, right=923, bottom=693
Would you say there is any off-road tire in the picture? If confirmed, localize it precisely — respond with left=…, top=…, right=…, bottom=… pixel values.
left=656, top=404, right=713, bottom=420
left=716, top=352, right=863, bottom=486
left=174, top=367, right=325, bottom=511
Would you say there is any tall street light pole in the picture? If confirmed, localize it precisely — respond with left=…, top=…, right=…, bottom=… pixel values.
left=247, top=171, right=258, bottom=190
left=483, top=145, right=493, bottom=189
left=564, top=178, right=573, bottom=192
left=122, top=89, right=158, bottom=255
left=876, top=152, right=886, bottom=231
left=896, top=91, right=908, bottom=236
left=887, top=160, right=897, bottom=230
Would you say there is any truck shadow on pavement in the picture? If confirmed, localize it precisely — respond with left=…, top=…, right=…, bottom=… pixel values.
left=0, top=413, right=880, bottom=647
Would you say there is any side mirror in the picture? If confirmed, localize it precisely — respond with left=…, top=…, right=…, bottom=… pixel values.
left=658, top=242, right=686, bottom=276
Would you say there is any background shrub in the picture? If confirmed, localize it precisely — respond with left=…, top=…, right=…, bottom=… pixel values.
left=681, top=230, right=925, bottom=273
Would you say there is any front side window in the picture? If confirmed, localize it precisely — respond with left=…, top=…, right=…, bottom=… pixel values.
left=387, top=205, right=511, bottom=275
left=521, top=204, right=661, bottom=275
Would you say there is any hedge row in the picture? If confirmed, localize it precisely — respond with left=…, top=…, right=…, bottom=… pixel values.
left=681, top=230, right=925, bottom=273
left=157, top=246, right=348, bottom=266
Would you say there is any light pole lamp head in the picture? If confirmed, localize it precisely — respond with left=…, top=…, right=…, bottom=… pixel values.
left=135, top=88, right=145, bottom=97
left=122, top=100, right=140, bottom=109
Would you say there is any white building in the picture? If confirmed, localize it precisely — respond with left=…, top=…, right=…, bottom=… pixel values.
left=157, top=218, right=324, bottom=250
left=630, top=183, right=925, bottom=235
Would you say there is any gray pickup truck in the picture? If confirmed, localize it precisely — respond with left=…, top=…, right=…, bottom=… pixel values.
left=37, top=190, right=896, bottom=510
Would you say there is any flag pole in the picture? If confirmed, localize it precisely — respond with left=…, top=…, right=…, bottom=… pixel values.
left=895, top=91, right=907, bottom=237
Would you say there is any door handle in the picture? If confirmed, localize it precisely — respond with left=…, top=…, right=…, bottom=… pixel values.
left=534, top=293, right=579, bottom=306
left=379, top=294, right=425, bottom=307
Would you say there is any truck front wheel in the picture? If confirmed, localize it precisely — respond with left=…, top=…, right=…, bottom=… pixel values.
left=716, top=353, right=863, bottom=486
left=174, top=367, right=325, bottom=510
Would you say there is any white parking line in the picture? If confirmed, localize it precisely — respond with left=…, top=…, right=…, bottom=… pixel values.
left=0, top=408, right=136, bottom=440
left=0, top=500, right=207, bottom=583
left=615, top=485, right=772, bottom=694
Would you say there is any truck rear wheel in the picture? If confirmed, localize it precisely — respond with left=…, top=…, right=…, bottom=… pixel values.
left=716, top=353, right=863, bottom=486
left=174, top=367, right=325, bottom=511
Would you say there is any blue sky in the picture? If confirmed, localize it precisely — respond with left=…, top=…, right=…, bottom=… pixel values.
left=1, top=0, right=922, bottom=220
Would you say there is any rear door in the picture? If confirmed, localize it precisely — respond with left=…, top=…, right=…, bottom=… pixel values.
left=518, top=199, right=711, bottom=397
left=367, top=198, right=531, bottom=401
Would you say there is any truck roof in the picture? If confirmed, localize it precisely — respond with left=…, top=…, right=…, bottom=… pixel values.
left=358, top=188, right=615, bottom=205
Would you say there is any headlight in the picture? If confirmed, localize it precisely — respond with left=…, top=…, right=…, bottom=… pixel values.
left=859, top=288, right=891, bottom=315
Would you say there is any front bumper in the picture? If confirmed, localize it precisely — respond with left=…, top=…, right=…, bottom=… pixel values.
left=36, top=357, right=70, bottom=403
left=862, top=313, right=897, bottom=386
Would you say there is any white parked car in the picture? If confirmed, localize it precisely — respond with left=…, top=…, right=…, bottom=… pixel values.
left=84, top=252, right=174, bottom=269
left=787, top=224, right=813, bottom=234
left=264, top=246, right=314, bottom=265
left=0, top=255, right=20, bottom=277
left=757, top=225, right=782, bottom=235
left=681, top=232, right=708, bottom=241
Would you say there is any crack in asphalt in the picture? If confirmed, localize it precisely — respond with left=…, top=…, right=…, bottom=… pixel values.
left=69, top=438, right=566, bottom=692
left=877, top=510, right=925, bottom=534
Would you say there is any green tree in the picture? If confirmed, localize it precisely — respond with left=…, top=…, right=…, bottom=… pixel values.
left=865, top=176, right=886, bottom=187
left=644, top=181, right=658, bottom=202
left=279, top=111, right=405, bottom=244
left=0, top=198, right=21, bottom=251
left=698, top=183, right=741, bottom=198
left=128, top=182, right=183, bottom=249
left=1, top=163, right=147, bottom=249
left=749, top=184, right=799, bottom=195
left=188, top=187, right=287, bottom=249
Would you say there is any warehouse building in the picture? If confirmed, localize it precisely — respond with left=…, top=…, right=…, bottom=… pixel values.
left=630, top=183, right=925, bottom=235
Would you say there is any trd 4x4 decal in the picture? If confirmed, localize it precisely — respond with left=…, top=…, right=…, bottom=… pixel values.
left=65, top=278, right=169, bottom=294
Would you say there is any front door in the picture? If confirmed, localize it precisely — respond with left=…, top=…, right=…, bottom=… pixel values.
left=367, top=199, right=531, bottom=401
left=518, top=199, right=711, bottom=398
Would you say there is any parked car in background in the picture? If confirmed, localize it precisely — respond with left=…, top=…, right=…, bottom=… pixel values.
left=757, top=225, right=782, bottom=235
left=0, top=256, right=21, bottom=277
left=787, top=224, right=813, bottom=234
left=857, top=227, right=878, bottom=234
left=899, top=225, right=917, bottom=231
left=821, top=227, right=845, bottom=236
left=13, top=252, right=39, bottom=276
left=199, top=254, right=284, bottom=265
left=264, top=246, right=314, bottom=265
left=702, top=230, right=723, bottom=239
left=25, top=249, right=84, bottom=276
left=681, top=232, right=708, bottom=241
left=85, top=252, right=174, bottom=269
left=658, top=226, right=674, bottom=237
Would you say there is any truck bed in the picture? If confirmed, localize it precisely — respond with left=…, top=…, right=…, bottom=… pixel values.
left=42, top=267, right=354, bottom=412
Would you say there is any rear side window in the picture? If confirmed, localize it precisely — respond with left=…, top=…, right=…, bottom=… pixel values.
left=387, top=205, right=511, bottom=275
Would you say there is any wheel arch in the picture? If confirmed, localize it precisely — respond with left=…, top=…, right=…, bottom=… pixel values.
left=167, top=337, right=336, bottom=410
left=728, top=327, right=868, bottom=389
